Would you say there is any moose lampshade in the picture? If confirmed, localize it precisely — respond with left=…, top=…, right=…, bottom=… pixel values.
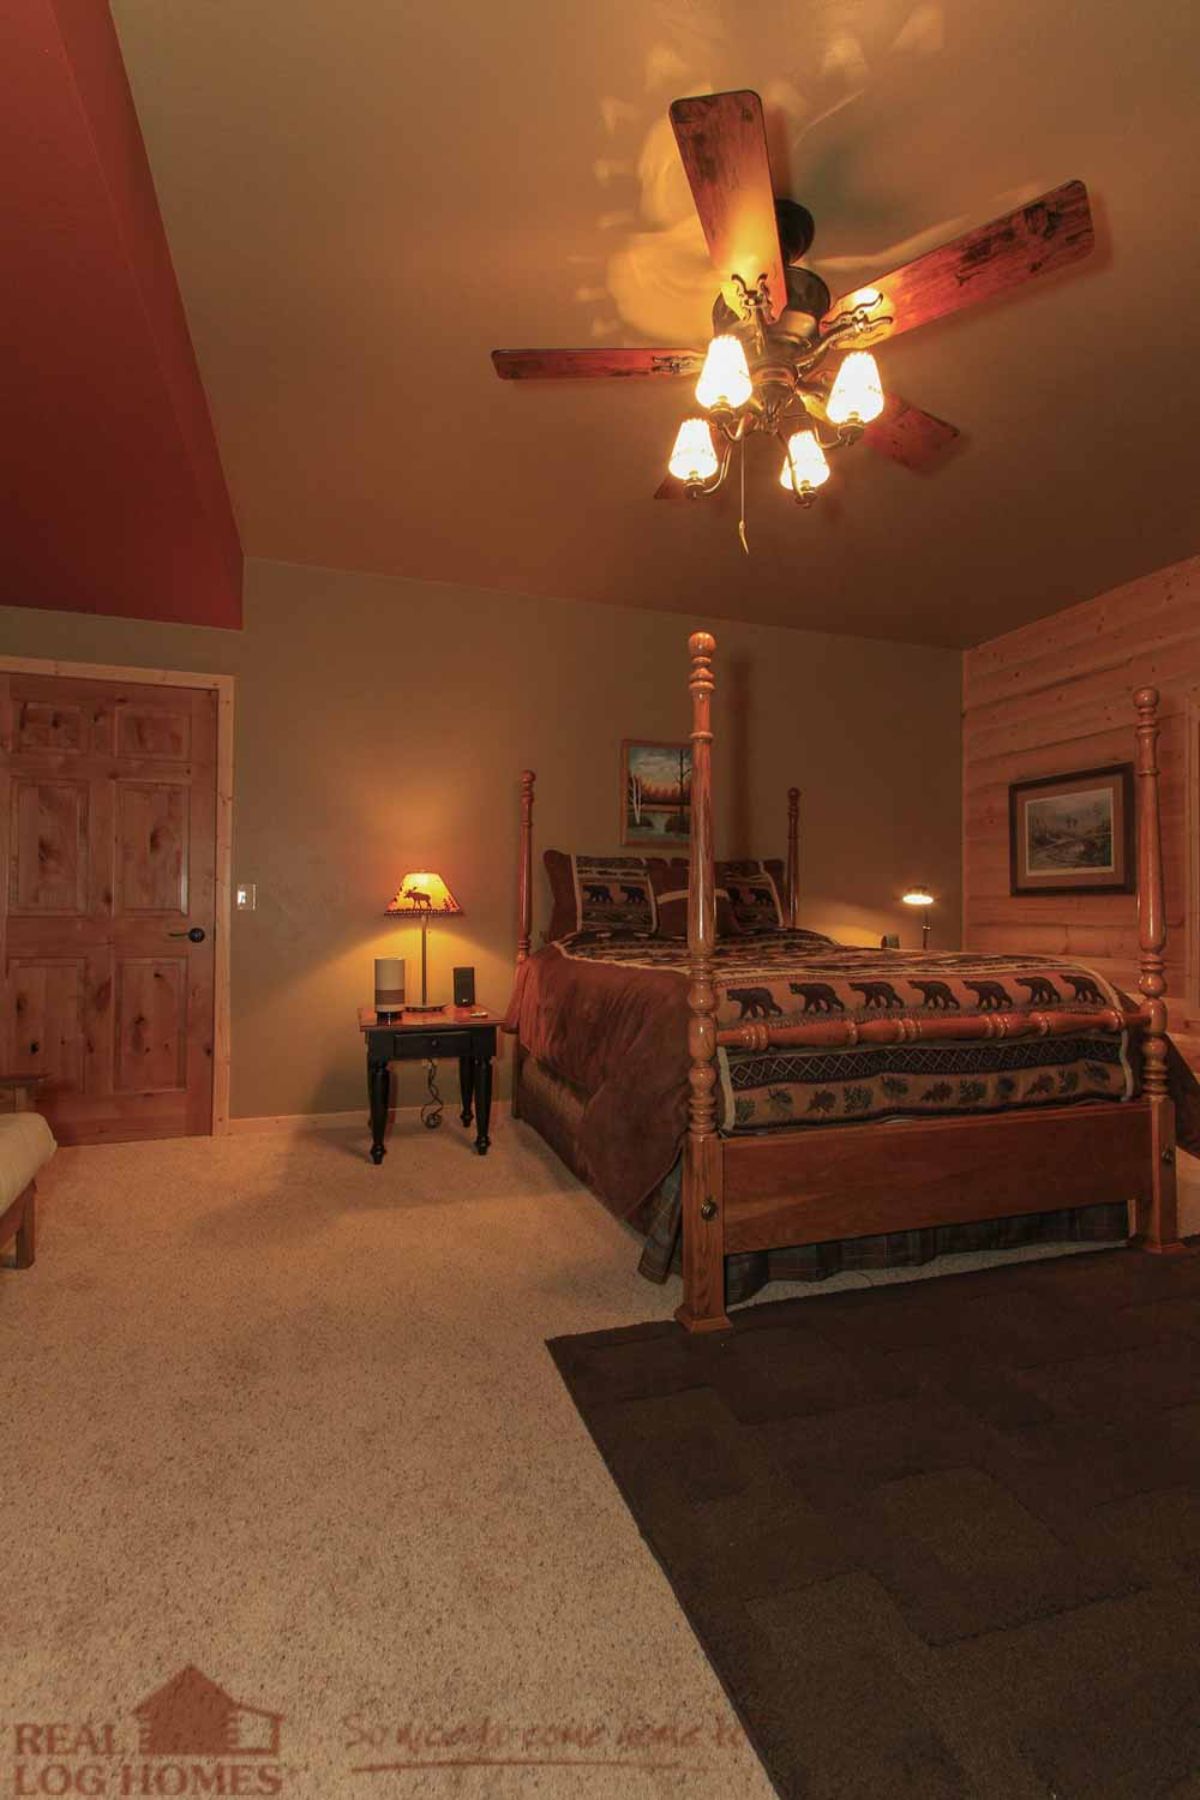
left=385, top=872, right=463, bottom=1011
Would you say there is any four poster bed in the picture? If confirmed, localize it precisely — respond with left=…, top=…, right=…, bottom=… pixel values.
left=505, top=632, right=1187, bottom=1333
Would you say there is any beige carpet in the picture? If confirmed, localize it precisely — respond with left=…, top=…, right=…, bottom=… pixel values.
left=3, top=1113, right=1197, bottom=1799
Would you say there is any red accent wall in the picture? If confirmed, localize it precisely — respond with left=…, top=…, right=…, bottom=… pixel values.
left=1, top=0, right=241, bottom=627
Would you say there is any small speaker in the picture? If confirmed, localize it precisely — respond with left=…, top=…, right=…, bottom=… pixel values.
left=453, top=966, right=476, bottom=1007
left=374, top=956, right=406, bottom=1015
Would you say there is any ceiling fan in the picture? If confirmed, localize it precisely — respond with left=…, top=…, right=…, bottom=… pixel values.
left=492, top=90, right=1094, bottom=525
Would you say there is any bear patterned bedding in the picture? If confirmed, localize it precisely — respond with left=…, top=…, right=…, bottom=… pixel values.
left=504, top=929, right=1135, bottom=1221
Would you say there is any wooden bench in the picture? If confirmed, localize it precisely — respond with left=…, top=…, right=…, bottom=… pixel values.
left=0, top=1080, right=55, bottom=1270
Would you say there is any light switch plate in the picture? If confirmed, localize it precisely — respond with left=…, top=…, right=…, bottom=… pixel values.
left=235, top=883, right=257, bottom=911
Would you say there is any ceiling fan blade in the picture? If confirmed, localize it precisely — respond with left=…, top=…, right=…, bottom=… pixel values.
left=863, top=395, right=961, bottom=471
left=822, top=179, right=1094, bottom=344
left=669, top=90, right=788, bottom=324
left=492, top=348, right=702, bottom=380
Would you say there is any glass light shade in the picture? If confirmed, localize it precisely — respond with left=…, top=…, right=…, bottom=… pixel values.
left=827, top=350, right=884, bottom=425
left=778, top=429, right=831, bottom=493
left=902, top=887, right=935, bottom=908
left=695, top=335, right=752, bottom=410
left=668, top=417, right=719, bottom=483
left=386, top=872, right=463, bottom=916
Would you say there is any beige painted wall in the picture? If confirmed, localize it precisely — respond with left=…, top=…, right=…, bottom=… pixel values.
left=2, top=561, right=962, bottom=1119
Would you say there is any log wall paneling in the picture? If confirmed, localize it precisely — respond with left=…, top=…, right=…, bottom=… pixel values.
left=963, top=555, right=1200, bottom=1026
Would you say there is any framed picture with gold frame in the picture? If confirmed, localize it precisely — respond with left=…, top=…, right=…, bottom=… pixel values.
left=1008, top=763, right=1135, bottom=895
left=621, top=739, right=692, bottom=847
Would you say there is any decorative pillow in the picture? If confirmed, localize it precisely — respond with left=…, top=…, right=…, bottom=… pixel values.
left=716, top=858, right=787, bottom=933
left=543, top=850, right=658, bottom=939
left=650, top=860, right=739, bottom=939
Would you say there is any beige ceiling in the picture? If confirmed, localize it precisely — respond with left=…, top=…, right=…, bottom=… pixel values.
left=111, top=0, right=1199, bottom=647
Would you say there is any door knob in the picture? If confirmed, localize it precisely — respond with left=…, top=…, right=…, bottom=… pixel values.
left=167, top=927, right=207, bottom=943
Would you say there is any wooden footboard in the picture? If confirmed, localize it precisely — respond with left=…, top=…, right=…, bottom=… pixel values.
left=677, top=639, right=1184, bottom=1333
left=721, top=1101, right=1152, bottom=1256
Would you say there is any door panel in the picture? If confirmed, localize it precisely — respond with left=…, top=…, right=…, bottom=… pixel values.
left=116, top=704, right=190, bottom=761
left=6, top=956, right=86, bottom=1088
left=115, top=959, right=187, bottom=1092
left=9, top=779, right=89, bottom=913
left=116, top=783, right=188, bottom=914
left=13, top=701, right=87, bottom=753
left=0, top=672, right=218, bottom=1143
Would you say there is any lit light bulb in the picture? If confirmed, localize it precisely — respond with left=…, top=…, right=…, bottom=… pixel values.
left=778, top=429, right=830, bottom=494
left=668, top=417, right=719, bottom=484
left=695, top=335, right=752, bottom=411
left=827, top=350, right=884, bottom=426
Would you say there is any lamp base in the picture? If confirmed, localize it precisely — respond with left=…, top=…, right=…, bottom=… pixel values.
left=404, top=1001, right=445, bottom=1014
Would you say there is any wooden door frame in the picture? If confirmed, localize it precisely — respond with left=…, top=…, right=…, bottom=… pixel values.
left=0, top=656, right=234, bottom=1135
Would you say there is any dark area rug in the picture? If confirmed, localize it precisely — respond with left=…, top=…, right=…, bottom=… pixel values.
left=548, top=1249, right=1200, bottom=1800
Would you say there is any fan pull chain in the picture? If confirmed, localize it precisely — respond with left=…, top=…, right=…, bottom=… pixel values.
left=737, top=434, right=749, bottom=555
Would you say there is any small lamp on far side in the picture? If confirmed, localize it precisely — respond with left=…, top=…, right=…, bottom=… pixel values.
left=902, top=886, right=935, bottom=950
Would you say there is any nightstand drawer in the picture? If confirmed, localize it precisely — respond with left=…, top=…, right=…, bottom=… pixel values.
left=398, top=1030, right=454, bottom=1059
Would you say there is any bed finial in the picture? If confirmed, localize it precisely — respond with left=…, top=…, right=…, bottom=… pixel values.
left=688, top=630, right=716, bottom=701
left=786, top=786, right=801, bottom=929
left=1133, top=684, right=1183, bottom=1253
left=517, top=770, right=535, bottom=965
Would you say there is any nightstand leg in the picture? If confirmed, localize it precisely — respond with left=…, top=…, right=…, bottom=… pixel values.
left=474, top=1055, right=493, bottom=1155
left=458, top=1055, right=475, bottom=1127
left=368, top=1055, right=391, bottom=1164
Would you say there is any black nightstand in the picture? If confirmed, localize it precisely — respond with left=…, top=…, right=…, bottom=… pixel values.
left=357, top=1007, right=498, bottom=1163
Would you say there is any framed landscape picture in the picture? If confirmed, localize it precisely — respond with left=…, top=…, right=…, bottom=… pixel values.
left=621, top=739, right=692, bottom=846
left=1008, top=763, right=1135, bottom=895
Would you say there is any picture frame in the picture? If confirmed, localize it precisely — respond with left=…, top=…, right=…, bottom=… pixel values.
left=621, top=739, right=693, bottom=847
left=1008, top=762, right=1135, bottom=895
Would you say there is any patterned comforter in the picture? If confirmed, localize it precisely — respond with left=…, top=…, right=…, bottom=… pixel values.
left=505, top=929, right=1136, bottom=1220
left=586, top=933, right=1132, bottom=1133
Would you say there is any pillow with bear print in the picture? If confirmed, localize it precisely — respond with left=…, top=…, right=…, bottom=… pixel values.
left=543, top=851, right=659, bottom=940
left=715, top=859, right=786, bottom=933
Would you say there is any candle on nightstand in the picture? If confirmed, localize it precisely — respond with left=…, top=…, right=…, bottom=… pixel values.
left=375, top=957, right=406, bottom=1014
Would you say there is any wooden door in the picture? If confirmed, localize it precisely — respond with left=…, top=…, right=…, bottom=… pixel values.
left=0, top=672, right=218, bottom=1143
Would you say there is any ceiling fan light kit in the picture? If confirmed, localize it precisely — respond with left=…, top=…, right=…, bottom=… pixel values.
left=492, top=89, right=1095, bottom=535
left=694, top=334, right=754, bottom=411
left=779, top=429, right=831, bottom=503
left=668, top=417, right=720, bottom=485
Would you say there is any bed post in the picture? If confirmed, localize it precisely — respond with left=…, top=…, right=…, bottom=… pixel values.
left=786, top=787, right=800, bottom=928
left=677, top=631, right=730, bottom=1332
left=1132, top=688, right=1185, bottom=1253
left=512, top=769, right=535, bottom=1120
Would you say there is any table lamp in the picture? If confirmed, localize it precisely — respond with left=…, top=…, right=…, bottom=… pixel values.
left=385, top=872, right=463, bottom=1011
left=902, top=885, right=935, bottom=950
